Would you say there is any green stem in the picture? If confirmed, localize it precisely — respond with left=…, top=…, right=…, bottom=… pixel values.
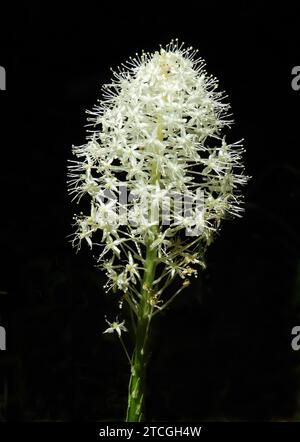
left=125, top=244, right=157, bottom=422
left=126, top=118, right=162, bottom=421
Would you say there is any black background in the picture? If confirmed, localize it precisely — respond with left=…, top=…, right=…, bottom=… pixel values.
left=0, top=2, right=300, bottom=422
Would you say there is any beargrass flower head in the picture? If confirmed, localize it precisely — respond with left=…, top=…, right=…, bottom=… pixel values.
left=68, top=39, right=249, bottom=316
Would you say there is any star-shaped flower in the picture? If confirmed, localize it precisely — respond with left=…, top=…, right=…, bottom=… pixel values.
left=103, top=318, right=128, bottom=337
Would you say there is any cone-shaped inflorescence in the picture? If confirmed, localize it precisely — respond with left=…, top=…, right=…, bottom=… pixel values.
left=68, top=39, right=248, bottom=421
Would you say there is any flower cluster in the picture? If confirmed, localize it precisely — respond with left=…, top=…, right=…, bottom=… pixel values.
left=68, top=40, right=248, bottom=316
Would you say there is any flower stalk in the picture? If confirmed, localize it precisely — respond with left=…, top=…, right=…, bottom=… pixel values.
left=126, top=243, right=157, bottom=421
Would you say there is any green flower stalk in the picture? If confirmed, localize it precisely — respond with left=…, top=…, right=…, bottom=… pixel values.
left=68, top=39, right=248, bottom=421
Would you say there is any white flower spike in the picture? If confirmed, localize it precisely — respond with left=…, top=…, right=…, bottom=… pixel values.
left=69, top=40, right=248, bottom=301
left=69, top=39, right=249, bottom=422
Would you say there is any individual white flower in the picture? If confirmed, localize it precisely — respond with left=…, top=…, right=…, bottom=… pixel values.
left=125, top=252, right=140, bottom=284
left=98, top=237, right=127, bottom=260
left=103, top=318, right=128, bottom=337
left=150, top=232, right=171, bottom=257
left=116, top=271, right=130, bottom=292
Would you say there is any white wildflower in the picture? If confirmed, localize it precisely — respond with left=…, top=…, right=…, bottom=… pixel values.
left=103, top=318, right=128, bottom=337
left=125, top=252, right=140, bottom=284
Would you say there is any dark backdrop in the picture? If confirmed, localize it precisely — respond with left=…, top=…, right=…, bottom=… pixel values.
left=0, top=2, right=300, bottom=421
